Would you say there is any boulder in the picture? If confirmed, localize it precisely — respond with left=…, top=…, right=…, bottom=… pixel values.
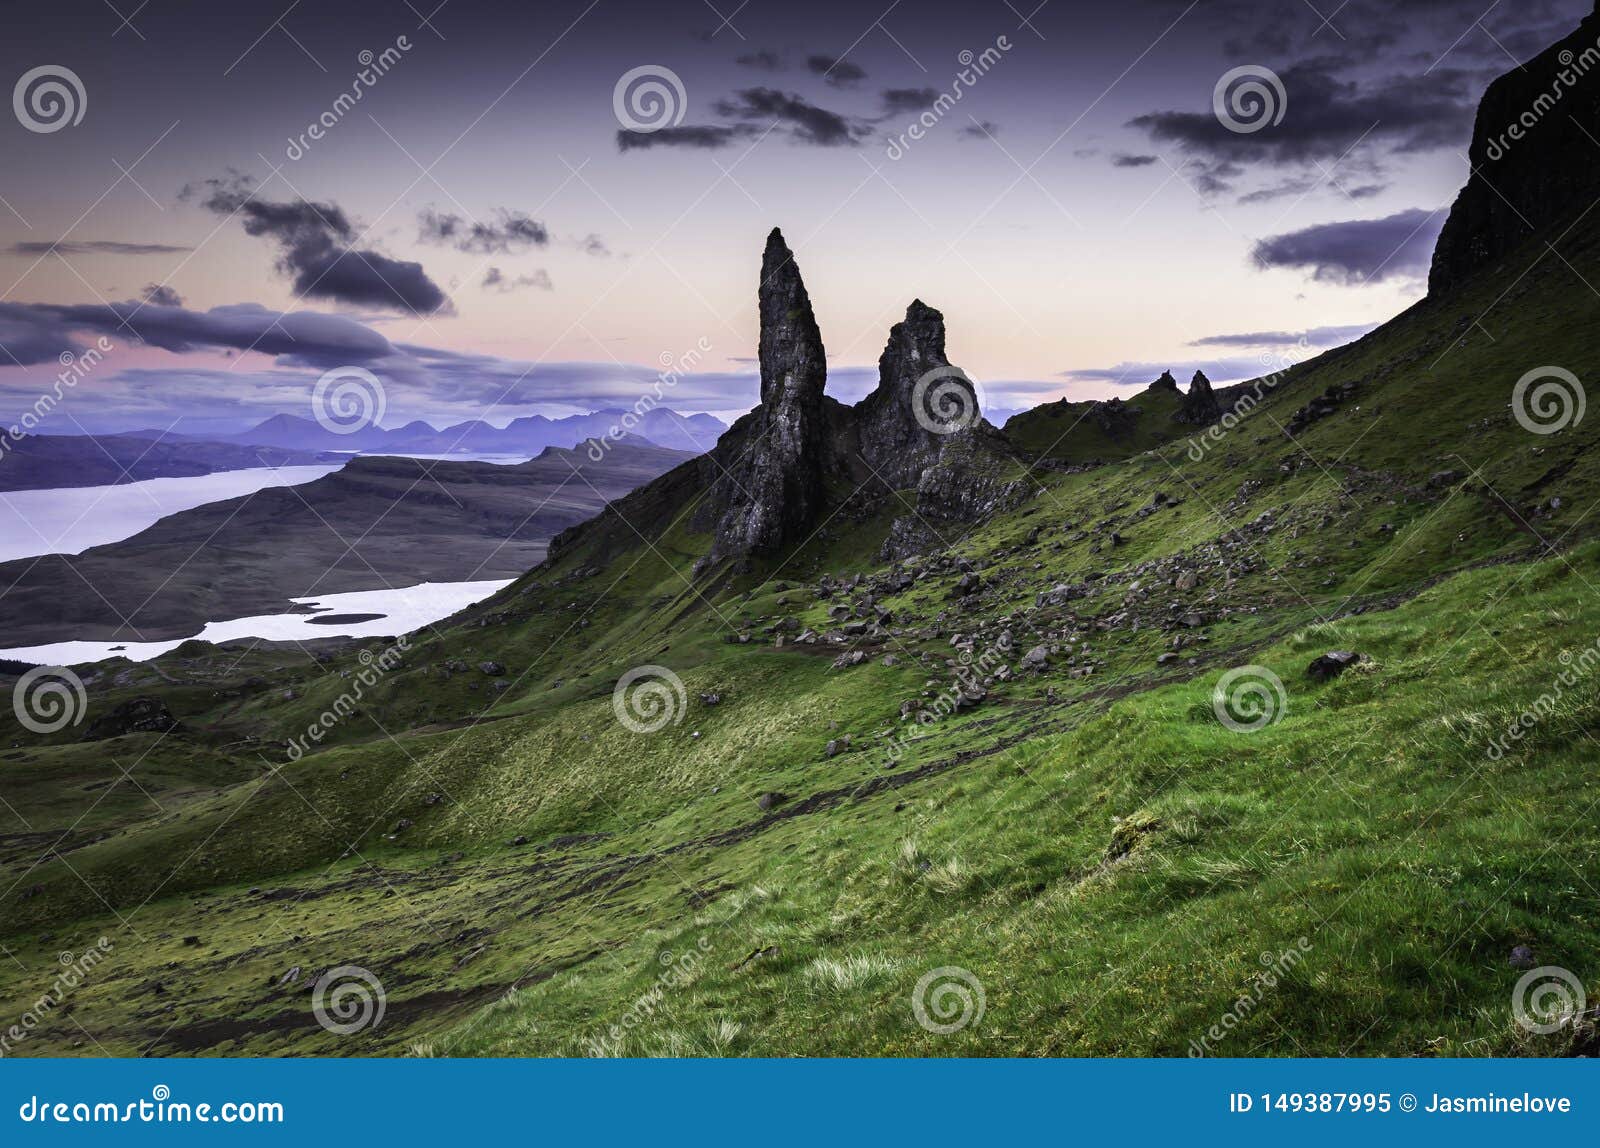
left=1307, top=651, right=1362, bottom=681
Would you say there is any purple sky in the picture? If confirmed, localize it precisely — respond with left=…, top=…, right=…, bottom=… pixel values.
left=0, top=0, right=1590, bottom=434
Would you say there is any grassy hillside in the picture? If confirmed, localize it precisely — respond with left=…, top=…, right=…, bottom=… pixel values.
left=1, top=205, right=1598, bottom=1057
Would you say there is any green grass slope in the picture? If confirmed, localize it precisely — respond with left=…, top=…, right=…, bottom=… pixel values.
left=1, top=205, right=1597, bottom=1057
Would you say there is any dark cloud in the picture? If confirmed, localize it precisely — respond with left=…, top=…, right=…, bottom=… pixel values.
left=620, top=86, right=870, bottom=151
left=1236, top=175, right=1388, bottom=203
left=1210, top=0, right=1591, bottom=69
left=617, top=124, right=761, bottom=150
left=0, top=300, right=395, bottom=367
left=141, top=283, right=184, bottom=307
left=418, top=207, right=550, bottom=254
left=735, top=50, right=784, bottom=71
left=1128, top=57, right=1479, bottom=195
left=576, top=233, right=611, bottom=257
left=1190, top=323, right=1378, bottom=348
left=881, top=87, right=938, bottom=114
left=189, top=176, right=451, bottom=315
left=1250, top=208, right=1445, bottom=285
left=1112, top=153, right=1158, bottom=167
left=959, top=121, right=999, bottom=140
left=482, top=266, right=553, bottom=293
left=6, top=240, right=192, bottom=257
left=807, top=54, right=866, bottom=86
left=712, top=87, right=870, bottom=146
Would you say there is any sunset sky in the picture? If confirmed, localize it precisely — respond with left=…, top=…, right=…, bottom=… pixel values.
left=0, top=0, right=1589, bottom=434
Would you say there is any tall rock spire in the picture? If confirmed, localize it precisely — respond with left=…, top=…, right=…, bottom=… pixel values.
left=757, top=228, right=826, bottom=409
left=696, top=229, right=833, bottom=572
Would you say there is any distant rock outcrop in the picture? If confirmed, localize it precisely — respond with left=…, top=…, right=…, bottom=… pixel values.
left=1174, top=370, right=1221, bottom=425
left=1429, top=3, right=1600, bottom=294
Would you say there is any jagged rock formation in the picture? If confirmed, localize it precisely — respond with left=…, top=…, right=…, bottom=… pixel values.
left=693, top=231, right=1017, bottom=573
left=696, top=229, right=837, bottom=572
left=1150, top=370, right=1179, bottom=393
left=1429, top=3, right=1600, bottom=294
left=878, top=426, right=1026, bottom=560
left=855, top=300, right=975, bottom=490
left=1175, top=370, right=1221, bottom=425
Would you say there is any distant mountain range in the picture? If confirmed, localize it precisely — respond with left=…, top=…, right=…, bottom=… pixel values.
left=3, top=407, right=729, bottom=492
left=172, top=406, right=729, bottom=457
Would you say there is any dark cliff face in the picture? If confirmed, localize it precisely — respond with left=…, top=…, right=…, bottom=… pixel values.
left=1429, top=4, right=1600, bottom=294
left=697, top=229, right=833, bottom=572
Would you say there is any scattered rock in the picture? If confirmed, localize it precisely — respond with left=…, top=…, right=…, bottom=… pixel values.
left=1307, top=650, right=1362, bottom=681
